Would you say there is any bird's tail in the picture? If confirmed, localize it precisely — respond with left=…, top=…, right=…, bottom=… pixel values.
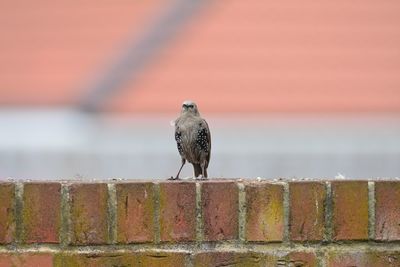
left=193, top=164, right=202, bottom=178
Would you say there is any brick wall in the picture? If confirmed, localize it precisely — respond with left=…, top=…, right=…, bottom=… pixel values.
left=0, top=179, right=399, bottom=266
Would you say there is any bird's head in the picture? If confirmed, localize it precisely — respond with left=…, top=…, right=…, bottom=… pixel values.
left=181, top=100, right=200, bottom=116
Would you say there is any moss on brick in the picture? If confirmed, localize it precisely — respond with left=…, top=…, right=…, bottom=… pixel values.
left=0, top=183, right=15, bottom=244
left=194, top=252, right=264, bottom=267
left=245, top=182, right=284, bottom=242
left=70, top=184, right=109, bottom=245
left=54, top=252, right=187, bottom=267
left=0, top=253, right=53, bottom=267
left=54, top=253, right=135, bottom=267
left=137, top=252, right=188, bottom=267
left=332, top=181, right=369, bottom=241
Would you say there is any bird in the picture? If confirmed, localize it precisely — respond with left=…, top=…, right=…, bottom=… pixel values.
left=170, top=100, right=211, bottom=180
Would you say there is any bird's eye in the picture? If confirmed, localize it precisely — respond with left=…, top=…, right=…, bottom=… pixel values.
left=188, top=105, right=194, bottom=108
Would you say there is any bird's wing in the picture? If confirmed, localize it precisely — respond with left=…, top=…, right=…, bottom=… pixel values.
left=197, top=119, right=211, bottom=167
left=175, top=121, right=184, bottom=156
left=203, top=119, right=211, bottom=153
left=196, top=120, right=210, bottom=152
left=204, top=119, right=211, bottom=166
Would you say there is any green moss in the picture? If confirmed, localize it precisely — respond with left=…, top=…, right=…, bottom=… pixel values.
left=139, top=252, right=187, bottom=267
left=0, top=184, right=15, bottom=243
left=54, top=252, right=186, bottom=267
left=70, top=185, right=108, bottom=244
left=194, top=252, right=265, bottom=267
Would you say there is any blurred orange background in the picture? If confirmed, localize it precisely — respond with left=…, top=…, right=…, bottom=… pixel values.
left=1, top=0, right=399, bottom=113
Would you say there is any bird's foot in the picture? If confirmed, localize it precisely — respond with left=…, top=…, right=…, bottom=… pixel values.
left=168, top=176, right=180, bottom=180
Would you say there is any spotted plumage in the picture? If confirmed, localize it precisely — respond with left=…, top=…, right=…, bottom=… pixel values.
left=196, top=126, right=209, bottom=152
left=170, top=100, right=211, bottom=180
left=175, top=131, right=183, bottom=154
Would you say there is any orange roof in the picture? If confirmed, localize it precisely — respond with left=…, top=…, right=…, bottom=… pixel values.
left=1, top=1, right=400, bottom=113
left=0, top=0, right=170, bottom=106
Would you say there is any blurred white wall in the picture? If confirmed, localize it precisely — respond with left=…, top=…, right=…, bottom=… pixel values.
left=1, top=109, right=399, bottom=180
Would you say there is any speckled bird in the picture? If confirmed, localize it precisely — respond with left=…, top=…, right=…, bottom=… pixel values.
left=171, top=100, right=211, bottom=179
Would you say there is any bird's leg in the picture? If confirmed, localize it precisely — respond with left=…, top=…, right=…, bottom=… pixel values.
left=197, top=161, right=208, bottom=180
left=170, top=158, right=186, bottom=180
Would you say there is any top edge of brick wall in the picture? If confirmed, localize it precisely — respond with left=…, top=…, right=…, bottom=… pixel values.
left=1, top=178, right=399, bottom=183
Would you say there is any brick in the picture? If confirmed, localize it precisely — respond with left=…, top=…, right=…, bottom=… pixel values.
left=194, top=251, right=316, bottom=267
left=54, top=252, right=187, bottom=267
left=327, top=251, right=400, bottom=267
left=332, top=181, right=369, bottom=241
left=159, top=181, right=196, bottom=242
left=0, top=183, right=15, bottom=244
left=283, top=251, right=318, bottom=267
left=202, top=181, right=238, bottom=241
left=375, top=181, right=400, bottom=241
left=116, top=182, right=154, bottom=243
left=0, top=253, right=53, bottom=267
left=194, top=252, right=264, bottom=267
left=22, top=183, right=61, bottom=243
left=289, top=182, right=326, bottom=241
left=245, top=183, right=284, bottom=242
left=70, top=183, right=108, bottom=245
left=54, top=253, right=134, bottom=267
left=136, top=252, right=188, bottom=267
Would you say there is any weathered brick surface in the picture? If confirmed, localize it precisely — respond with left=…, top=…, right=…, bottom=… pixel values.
left=159, top=181, right=196, bottom=242
left=0, top=253, right=53, bottom=267
left=375, top=181, right=400, bottom=241
left=22, top=183, right=61, bottom=243
left=332, top=181, right=369, bottom=241
left=133, top=252, right=188, bottom=267
left=116, top=182, right=154, bottom=243
left=327, top=251, right=400, bottom=267
left=270, top=251, right=318, bottom=267
left=194, top=251, right=317, bottom=267
left=0, top=179, right=399, bottom=265
left=0, top=183, right=15, bottom=244
left=70, top=183, right=109, bottom=245
left=289, top=182, right=326, bottom=241
left=245, top=182, right=284, bottom=242
left=202, top=181, right=238, bottom=241
left=54, top=252, right=187, bottom=267
left=194, top=252, right=264, bottom=267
